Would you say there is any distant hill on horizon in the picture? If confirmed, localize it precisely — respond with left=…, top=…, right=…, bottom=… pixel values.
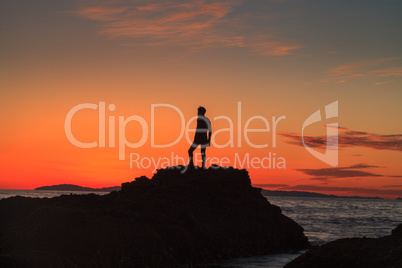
left=35, top=184, right=121, bottom=192
left=259, top=189, right=383, bottom=200
left=35, top=183, right=385, bottom=199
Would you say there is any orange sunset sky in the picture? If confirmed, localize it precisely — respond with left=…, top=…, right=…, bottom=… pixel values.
left=1, top=0, right=402, bottom=198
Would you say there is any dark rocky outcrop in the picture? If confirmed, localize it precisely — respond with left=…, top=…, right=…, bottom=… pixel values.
left=0, top=166, right=308, bottom=267
left=285, top=223, right=402, bottom=268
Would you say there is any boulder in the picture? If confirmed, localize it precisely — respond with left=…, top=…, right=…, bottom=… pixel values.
left=285, top=223, right=402, bottom=268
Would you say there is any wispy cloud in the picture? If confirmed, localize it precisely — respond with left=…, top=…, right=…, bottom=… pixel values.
left=371, top=67, right=402, bottom=77
left=249, top=40, right=301, bottom=56
left=296, top=164, right=383, bottom=181
left=374, top=80, right=394, bottom=86
left=76, top=1, right=235, bottom=40
left=382, top=185, right=402, bottom=188
left=327, top=57, right=402, bottom=84
left=280, top=126, right=402, bottom=152
left=252, top=184, right=289, bottom=188
left=73, top=0, right=301, bottom=55
left=329, top=57, right=400, bottom=77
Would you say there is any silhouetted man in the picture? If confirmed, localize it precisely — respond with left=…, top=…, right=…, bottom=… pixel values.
left=187, top=106, right=212, bottom=169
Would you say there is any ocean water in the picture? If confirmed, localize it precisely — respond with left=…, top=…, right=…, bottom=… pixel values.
left=0, top=189, right=108, bottom=199
left=218, top=196, right=402, bottom=268
left=1, top=191, right=401, bottom=267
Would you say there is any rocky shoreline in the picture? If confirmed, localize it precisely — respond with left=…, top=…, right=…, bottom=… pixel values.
left=285, top=223, right=402, bottom=268
left=0, top=166, right=309, bottom=267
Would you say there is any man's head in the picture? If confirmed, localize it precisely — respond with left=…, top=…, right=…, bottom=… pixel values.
left=198, top=106, right=206, bottom=116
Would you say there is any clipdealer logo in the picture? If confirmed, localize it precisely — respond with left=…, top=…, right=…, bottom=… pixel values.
left=64, top=101, right=338, bottom=171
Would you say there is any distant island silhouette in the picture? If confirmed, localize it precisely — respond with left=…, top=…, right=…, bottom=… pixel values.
left=35, top=184, right=120, bottom=192
left=1, top=166, right=309, bottom=267
left=260, top=189, right=384, bottom=200
left=35, top=184, right=384, bottom=199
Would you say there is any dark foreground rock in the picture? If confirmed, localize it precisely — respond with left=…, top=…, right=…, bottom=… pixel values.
left=0, top=166, right=308, bottom=267
left=285, top=223, right=402, bottom=268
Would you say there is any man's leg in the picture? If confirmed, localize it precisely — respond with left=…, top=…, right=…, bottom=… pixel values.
left=201, top=145, right=206, bottom=169
left=188, top=143, right=197, bottom=166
